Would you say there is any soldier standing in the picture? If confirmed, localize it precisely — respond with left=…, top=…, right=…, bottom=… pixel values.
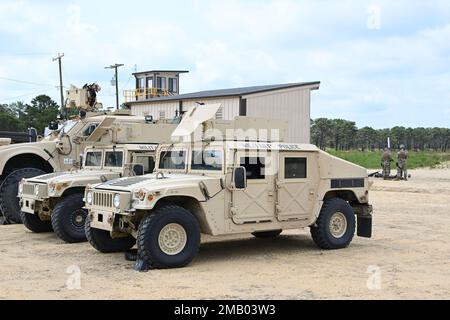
left=397, top=145, right=409, bottom=181
left=381, top=148, right=392, bottom=180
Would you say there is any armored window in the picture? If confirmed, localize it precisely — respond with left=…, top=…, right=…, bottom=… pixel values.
left=191, top=150, right=223, bottom=171
left=240, top=157, right=266, bottom=180
left=134, top=155, right=156, bottom=174
left=104, top=151, right=124, bottom=168
left=84, top=152, right=103, bottom=167
left=83, top=123, right=99, bottom=137
left=61, top=120, right=77, bottom=134
left=285, top=157, right=307, bottom=179
left=159, top=150, right=186, bottom=170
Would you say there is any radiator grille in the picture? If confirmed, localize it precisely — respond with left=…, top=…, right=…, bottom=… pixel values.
left=93, top=192, right=114, bottom=208
left=23, top=184, right=35, bottom=195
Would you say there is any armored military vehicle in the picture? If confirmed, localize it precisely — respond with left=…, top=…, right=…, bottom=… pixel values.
left=0, top=84, right=179, bottom=224
left=84, top=104, right=373, bottom=269
left=19, top=144, right=158, bottom=243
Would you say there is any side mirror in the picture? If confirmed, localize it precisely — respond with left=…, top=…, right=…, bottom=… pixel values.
left=133, top=164, right=145, bottom=176
left=232, top=167, right=247, bottom=190
left=48, top=121, right=59, bottom=131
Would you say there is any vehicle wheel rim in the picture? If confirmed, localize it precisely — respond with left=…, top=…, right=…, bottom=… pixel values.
left=329, top=212, right=347, bottom=238
left=71, top=210, right=87, bottom=231
left=158, top=223, right=187, bottom=256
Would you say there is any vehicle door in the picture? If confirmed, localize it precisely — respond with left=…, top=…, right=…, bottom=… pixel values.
left=276, top=152, right=318, bottom=221
left=231, top=150, right=277, bottom=224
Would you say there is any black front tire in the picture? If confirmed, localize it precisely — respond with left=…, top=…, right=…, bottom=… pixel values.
left=51, top=193, right=88, bottom=243
left=0, top=168, right=46, bottom=224
left=137, top=205, right=201, bottom=269
left=310, top=198, right=356, bottom=250
left=252, top=230, right=283, bottom=239
left=20, top=211, right=53, bottom=233
left=85, top=216, right=136, bottom=253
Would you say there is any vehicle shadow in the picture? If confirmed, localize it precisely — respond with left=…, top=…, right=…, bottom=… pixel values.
left=194, top=234, right=318, bottom=264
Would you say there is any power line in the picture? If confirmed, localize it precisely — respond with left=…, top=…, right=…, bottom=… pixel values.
left=0, top=52, right=53, bottom=57
left=0, top=89, right=54, bottom=103
left=0, top=76, right=55, bottom=87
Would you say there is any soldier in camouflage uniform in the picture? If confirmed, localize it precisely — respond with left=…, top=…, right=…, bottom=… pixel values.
left=381, top=148, right=393, bottom=180
left=397, top=145, right=409, bottom=181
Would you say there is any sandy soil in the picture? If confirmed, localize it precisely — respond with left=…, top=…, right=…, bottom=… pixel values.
left=0, top=168, right=449, bottom=300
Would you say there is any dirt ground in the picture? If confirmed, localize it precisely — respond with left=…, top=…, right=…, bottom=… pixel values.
left=0, top=168, right=449, bottom=300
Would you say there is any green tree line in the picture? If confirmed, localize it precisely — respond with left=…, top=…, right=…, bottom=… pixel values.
left=0, top=95, right=59, bottom=134
left=311, top=118, right=450, bottom=152
left=1, top=95, right=449, bottom=152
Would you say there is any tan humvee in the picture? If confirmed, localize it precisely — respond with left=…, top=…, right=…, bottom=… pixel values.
left=19, top=144, right=158, bottom=243
left=0, top=114, right=177, bottom=224
left=84, top=104, right=373, bottom=270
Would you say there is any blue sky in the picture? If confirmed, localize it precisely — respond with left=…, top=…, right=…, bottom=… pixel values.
left=0, top=0, right=449, bottom=128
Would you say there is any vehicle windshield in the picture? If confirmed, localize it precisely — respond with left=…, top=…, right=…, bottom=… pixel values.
left=84, top=151, right=103, bottom=167
left=158, top=150, right=187, bottom=170
left=41, top=120, right=78, bottom=141
left=104, top=151, right=124, bottom=168
left=191, top=150, right=223, bottom=171
left=60, top=120, right=77, bottom=134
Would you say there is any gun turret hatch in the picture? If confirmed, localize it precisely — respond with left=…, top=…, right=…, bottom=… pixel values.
left=171, top=103, right=288, bottom=143
left=171, top=103, right=222, bottom=139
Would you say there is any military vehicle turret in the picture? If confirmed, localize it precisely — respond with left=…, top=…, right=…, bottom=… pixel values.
left=0, top=84, right=178, bottom=224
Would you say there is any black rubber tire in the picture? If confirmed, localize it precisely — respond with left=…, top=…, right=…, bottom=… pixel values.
left=252, top=230, right=283, bottom=239
left=51, top=193, right=88, bottom=243
left=125, top=249, right=138, bottom=262
left=0, top=168, right=46, bottom=224
left=20, top=211, right=53, bottom=233
left=0, top=177, right=4, bottom=217
left=0, top=216, right=7, bottom=225
left=137, top=205, right=201, bottom=269
left=85, top=216, right=136, bottom=253
left=310, top=198, right=356, bottom=250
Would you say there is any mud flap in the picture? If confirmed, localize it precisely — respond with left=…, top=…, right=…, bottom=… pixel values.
left=357, top=216, right=372, bottom=238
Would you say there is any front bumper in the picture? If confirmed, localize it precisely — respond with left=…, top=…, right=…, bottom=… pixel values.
left=88, top=209, right=116, bottom=232
left=20, top=195, right=45, bottom=214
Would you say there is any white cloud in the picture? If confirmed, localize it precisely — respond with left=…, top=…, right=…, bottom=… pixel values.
left=0, top=0, right=449, bottom=128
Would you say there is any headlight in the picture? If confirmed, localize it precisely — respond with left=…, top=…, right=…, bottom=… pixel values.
left=18, top=182, right=24, bottom=194
left=34, top=185, right=39, bottom=196
left=114, top=194, right=121, bottom=208
left=86, top=191, right=93, bottom=205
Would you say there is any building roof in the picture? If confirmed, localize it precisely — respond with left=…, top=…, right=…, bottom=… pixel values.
left=128, top=81, right=321, bottom=104
left=133, top=70, right=190, bottom=76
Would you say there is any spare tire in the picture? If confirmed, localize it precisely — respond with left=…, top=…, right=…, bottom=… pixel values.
left=0, top=168, right=46, bottom=224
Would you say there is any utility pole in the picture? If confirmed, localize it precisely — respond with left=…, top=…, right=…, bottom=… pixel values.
left=105, top=63, right=124, bottom=110
left=53, top=53, right=65, bottom=118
